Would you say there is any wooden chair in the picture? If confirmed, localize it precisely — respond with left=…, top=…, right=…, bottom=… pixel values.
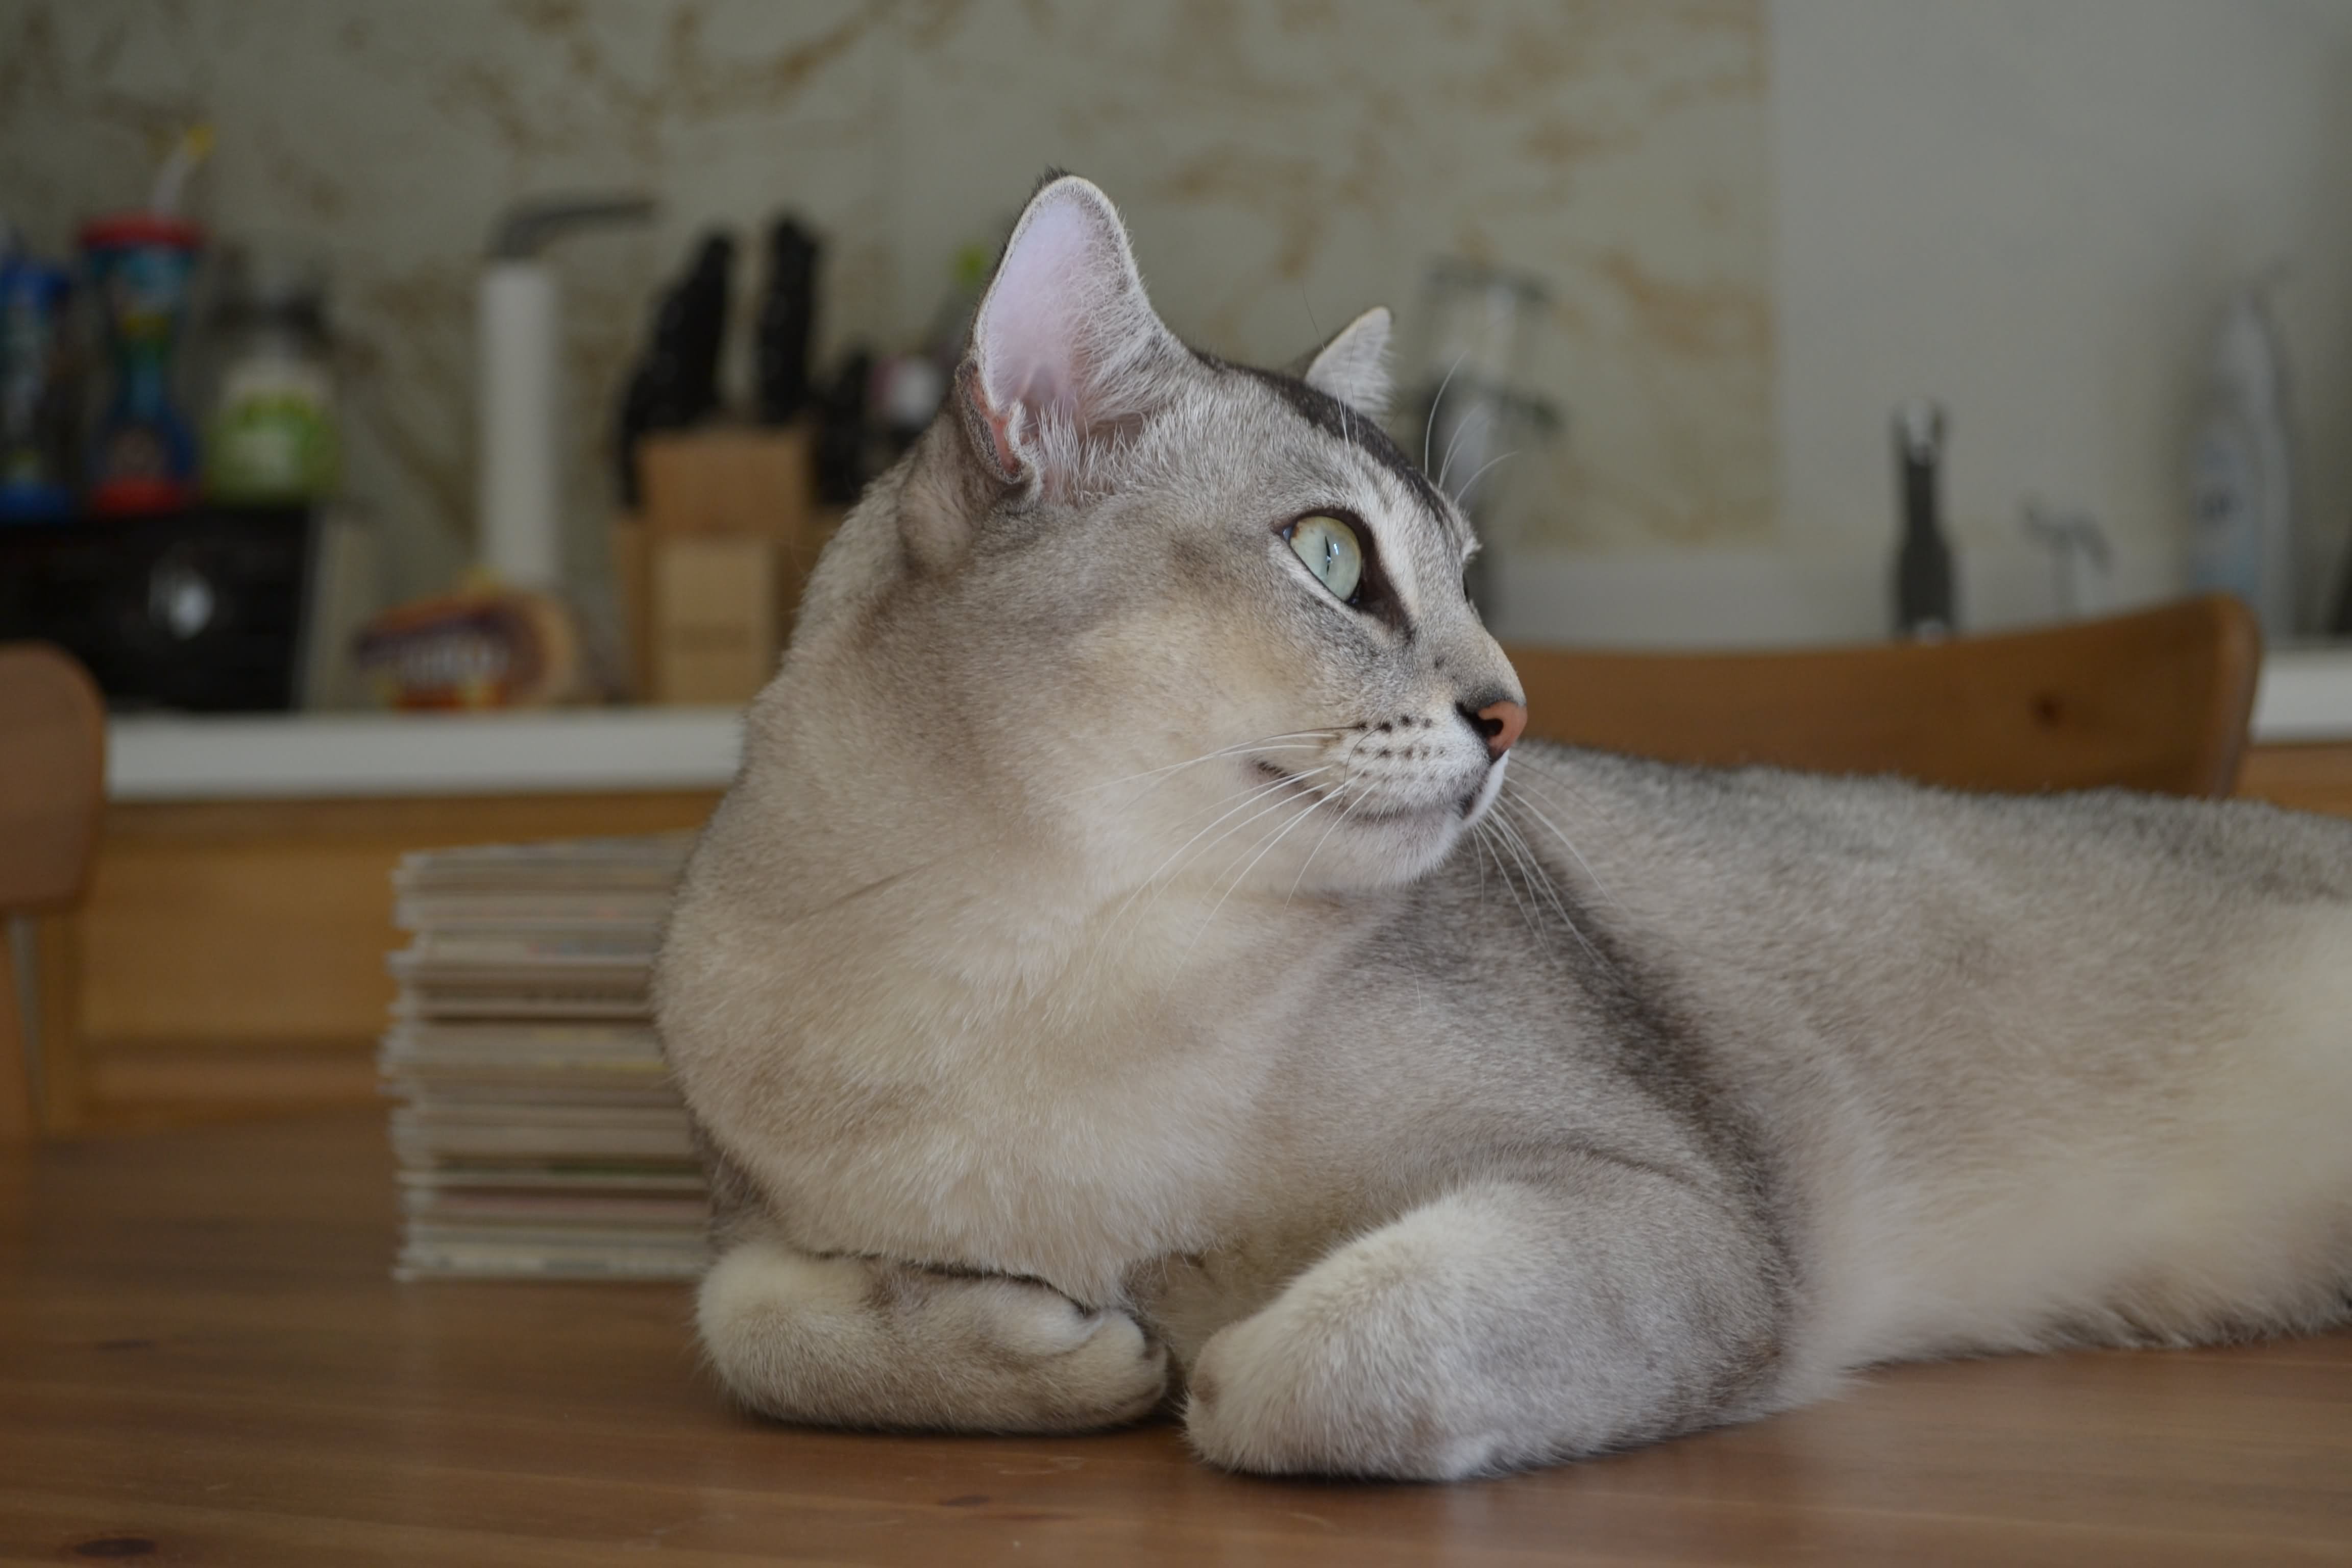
left=1503, top=594, right=2260, bottom=799
left=1, top=643, right=107, bottom=1141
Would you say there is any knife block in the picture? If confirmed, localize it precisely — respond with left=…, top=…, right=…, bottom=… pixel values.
left=611, top=424, right=836, bottom=705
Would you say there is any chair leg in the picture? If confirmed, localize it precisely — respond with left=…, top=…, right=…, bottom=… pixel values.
left=1, top=920, right=33, bottom=1142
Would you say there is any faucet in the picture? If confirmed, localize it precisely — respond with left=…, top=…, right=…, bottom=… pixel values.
left=2021, top=500, right=2112, bottom=620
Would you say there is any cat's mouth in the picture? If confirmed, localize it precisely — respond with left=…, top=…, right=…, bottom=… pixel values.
left=1252, top=760, right=1485, bottom=826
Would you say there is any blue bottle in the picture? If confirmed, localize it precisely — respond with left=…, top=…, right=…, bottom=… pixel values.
left=0, top=253, right=77, bottom=520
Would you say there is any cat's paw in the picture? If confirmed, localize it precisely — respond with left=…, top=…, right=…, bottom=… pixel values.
left=1181, top=1232, right=1513, bottom=1480
left=950, top=1277, right=1170, bottom=1427
left=698, top=1243, right=1167, bottom=1432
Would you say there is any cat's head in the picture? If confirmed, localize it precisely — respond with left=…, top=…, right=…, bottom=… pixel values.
left=784, top=175, right=1524, bottom=897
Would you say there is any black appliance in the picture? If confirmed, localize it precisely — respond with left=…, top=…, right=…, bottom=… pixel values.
left=0, top=506, right=317, bottom=711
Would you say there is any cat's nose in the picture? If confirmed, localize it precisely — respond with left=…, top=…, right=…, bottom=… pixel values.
left=1462, top=698, right=1527, bottom=760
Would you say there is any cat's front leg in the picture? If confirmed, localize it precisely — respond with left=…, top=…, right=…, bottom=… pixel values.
left=697, top=1238, right=1168, bottom=1432
left=1183, top=1170, right=1790, bottom=1479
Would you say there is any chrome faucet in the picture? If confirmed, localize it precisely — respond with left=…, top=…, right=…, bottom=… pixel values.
left=2021, top=500, right=2112, bottom=620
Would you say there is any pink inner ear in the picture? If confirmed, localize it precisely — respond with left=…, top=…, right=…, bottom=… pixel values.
left=957, top=361, right=1024, bottom=480
left=977, top=199, right=1102, bottom=433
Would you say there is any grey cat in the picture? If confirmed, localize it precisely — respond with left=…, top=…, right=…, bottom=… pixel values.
left=654, top=175, right=2352, bottom=1479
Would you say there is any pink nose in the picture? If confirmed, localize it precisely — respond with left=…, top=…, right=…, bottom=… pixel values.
left=1472, top=699, right=1526, bottom=758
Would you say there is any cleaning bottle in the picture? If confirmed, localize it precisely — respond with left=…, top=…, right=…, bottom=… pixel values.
left=2188, top=286, right=2297, bottom=639
left=0, top=225, right=78, bottom=520
left=203, top=244, right=337, bottom=505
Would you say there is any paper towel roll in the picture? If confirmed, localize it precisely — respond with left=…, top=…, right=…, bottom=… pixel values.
left=477, top=260, right=562, bottom=590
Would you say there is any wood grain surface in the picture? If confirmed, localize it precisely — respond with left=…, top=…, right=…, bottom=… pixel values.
left=44, top=790, right=723, bottom=1133
left=2240, top=741, right=2352, bottom=820
left=3, top=1112, right=2347, bottom=1565
left=1506, top=594, right=2262, bottom=800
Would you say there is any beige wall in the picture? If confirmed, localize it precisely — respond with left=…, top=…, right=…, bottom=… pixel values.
left=1770, top=0, right=2352, bottom=636
left=11, top=1, right=2347, bottom=647
left=0, top=0, right=1774, bottom=606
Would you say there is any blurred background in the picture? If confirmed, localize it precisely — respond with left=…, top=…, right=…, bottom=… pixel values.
left=6, top=0, right=2350, bottom=712
left=10, top=0, right=2352, bottom=1154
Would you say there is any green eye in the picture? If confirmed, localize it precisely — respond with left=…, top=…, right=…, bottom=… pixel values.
left=1287, top=513, right=1363, bottom=603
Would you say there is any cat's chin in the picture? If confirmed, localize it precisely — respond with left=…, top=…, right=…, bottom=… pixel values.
left=1346, top=798, right=1478, bottom=835
left=1242, top=754, right=1502, bottom=892
left=1337, top=756, right=1505, bottom=836
left=1255, top=755, right=1502, bottom=829
left=1351, top=759, right=1507, bottom=887
left=1285, top=802, right=1475, bottom=894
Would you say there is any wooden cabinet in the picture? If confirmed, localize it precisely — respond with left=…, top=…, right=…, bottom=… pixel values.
left=34, top=790, right=719, bottom=1133
left=24, top=740, right=2352, bottom=1135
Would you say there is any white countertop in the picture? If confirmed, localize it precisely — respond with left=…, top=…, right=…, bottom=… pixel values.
left=2248, top=647, right=2352, bottom=743
left=107, top=706, right=745, bottom=801
left=102, top=647, right=2352, bottom=801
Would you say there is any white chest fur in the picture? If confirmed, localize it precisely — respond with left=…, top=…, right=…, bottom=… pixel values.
left=683, top=888, right=1291, bottom=1308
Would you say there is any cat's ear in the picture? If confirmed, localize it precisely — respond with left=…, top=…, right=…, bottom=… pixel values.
left=956, top=175, right=1182, bottom=495
left=1301, top=306, right=1392, bottom=420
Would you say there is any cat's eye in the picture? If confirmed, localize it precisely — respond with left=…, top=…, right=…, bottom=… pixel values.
left=1286, top=513, right=1363, bottom=603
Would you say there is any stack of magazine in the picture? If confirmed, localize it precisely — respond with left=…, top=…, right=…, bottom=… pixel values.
left=380, top=834, right=711, bottom=1281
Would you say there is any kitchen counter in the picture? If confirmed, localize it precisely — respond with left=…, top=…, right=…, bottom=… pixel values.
left=50, top=651, right=2352, bottom=1134
left=2249, top=646, right=2352, bottom=742
left=108, top=705, right=744, bottom=800
left=55, top=709, right=739, bottom=1133
left=102, top=645, right=2352, bottom=801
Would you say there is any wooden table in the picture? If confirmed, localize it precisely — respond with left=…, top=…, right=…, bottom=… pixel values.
left=4, top=1114, right=2347, bottom=1565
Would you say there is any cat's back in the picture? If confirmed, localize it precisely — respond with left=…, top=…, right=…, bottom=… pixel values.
left=1468, top=744, right=2352, bottom=1363
left=1473, top=743, right=2352, bottom=1118
left=1499, top=742, right=2351, bottom=953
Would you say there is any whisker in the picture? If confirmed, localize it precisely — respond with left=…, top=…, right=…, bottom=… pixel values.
left=1099, top=769, right=1336, bottom=955
left=1144, top=761, right=1330, bottom=837
left=1500, top=756, right=1639, bottom=876
left=1452, top=448, right=1517, bottom=509
left=1044, top=730, right=1342, bottom=804
left=1184, top=791, right=1328, bottom=960
left=1480, top=817, right=1547, bottom=948
left=1173, top=776, right=1332, bottom=881
left=1285, top=788, right=1367, bottom=903
left=1502, top=780, right=1622, bottom=913
left=1492, top=805, right=1606, bottom=970
left=1436, top=401, right=1488, bottom=495
left=1423, top=348, right=1469, bottom=473
left=1123, top=771, right=1330, bottom=902
left=1071, top=771, right=1325, bottom=995
left=1111, top=745, right=1333, bottom=820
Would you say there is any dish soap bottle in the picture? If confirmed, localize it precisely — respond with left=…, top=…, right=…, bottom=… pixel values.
left=203, top=244, right=338, bottom=505
left=2188, top=286, right=2297, bottom=639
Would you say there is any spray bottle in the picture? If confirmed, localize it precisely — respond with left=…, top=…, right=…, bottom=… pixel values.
left=2188, top=284, right=2297, bottom=639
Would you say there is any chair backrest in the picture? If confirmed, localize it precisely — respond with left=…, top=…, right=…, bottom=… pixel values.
left=1, top=642, right=107, bottom=1142
left=1502, top=594, right=2260, bottom=799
